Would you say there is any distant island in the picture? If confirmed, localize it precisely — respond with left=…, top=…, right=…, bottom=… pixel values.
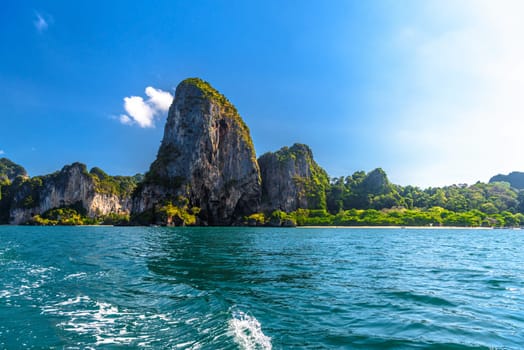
left=1, top=78, right=524, bottom=228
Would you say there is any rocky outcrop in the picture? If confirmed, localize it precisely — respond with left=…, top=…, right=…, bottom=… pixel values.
left=359, top=168, right=391, bottom=195
left=490, top=172, right=524, bottom=190
left=0, top=158, right=29, bottom=223
left=0, top=158, right=28, bottom=182
left=258, top=143, right=329, bottom=212
left=7, top=163, right=134, bottom=224
left=339, top=168, right=402, bottom=210
left=133, top=78, right=261, bottom=225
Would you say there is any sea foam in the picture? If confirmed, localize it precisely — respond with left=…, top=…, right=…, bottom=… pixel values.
left=228, top=309, right=272, bottom=350
left=41, top=294, right=180, bottom=347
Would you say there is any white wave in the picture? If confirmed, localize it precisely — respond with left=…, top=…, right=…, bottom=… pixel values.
left=175, top=340, right=200, bottom=348
left=54, top=298, right=135, bottom=345
left=228, top=310, right=272, bottom=350
left=41, top=295, right=179, bottom=347
left=27, top=266, right=59, bottom=275
left=55, top=295, right=91, bottom=306
left=64, top=272, right=87, bottom=280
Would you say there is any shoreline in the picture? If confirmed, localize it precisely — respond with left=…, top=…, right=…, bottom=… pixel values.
left=297, top=225, right=498, bottom=230
left=2, top=224, right=518, bottom=230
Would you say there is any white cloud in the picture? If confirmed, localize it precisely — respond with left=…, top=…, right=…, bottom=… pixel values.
left=119, top=87, right=173, bottom=128
left=119, top=114, right=133, bottom=125
left=145, top=86, right=173, bottom=112
left=124, top=96, right=156, bottom=128
left=34, top=12, right=49, bottom=33
left=385, top=0, right=524, bottom=187
left=0, top=150, right=4, bottom=155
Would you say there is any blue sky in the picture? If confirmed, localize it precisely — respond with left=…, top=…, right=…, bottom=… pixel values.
left=1, top=1, right=523, bottom=187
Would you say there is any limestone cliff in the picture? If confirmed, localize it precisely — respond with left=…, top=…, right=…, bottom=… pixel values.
left=258, top=143, right=329, bottom=212
left=133, top=78, right=261, bottom=225
left=0, top=158, right=28, bottom=182
left=6, top=163, right=134, bottom=224
left=0, top=158, right=29, bottom=223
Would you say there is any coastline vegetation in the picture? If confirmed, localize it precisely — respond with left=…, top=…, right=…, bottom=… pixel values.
left=3, top=156, right=524, bottom=228
left=249, top=207, right=523, bottom=228
left=130, top=196, right=200, bottom=226
left=89, top=167, right=143, bottom=197
left=247, top=169, right=524, bottom=228
left=5, top=166, right=524, bottom=228
left=29, top=203, right=131, bottom=226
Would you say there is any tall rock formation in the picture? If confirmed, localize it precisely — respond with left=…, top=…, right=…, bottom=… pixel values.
left=5, top=163, right=135, bottom=224
left=258, top=143, right=329, bottom=212
left=134, top=78, right=261, bottom=225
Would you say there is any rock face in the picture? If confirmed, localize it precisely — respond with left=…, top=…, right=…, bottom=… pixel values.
left=490, top=172, right=524, bottom=189
left=0, top=158, right=29, bottom=223
left=134, top=78, right=261, bottom=225
left=258, top=143, right=329, bottom=212
left=0, top=158, right=28, bottom=182
left=7, top=163, right=133, bottom=224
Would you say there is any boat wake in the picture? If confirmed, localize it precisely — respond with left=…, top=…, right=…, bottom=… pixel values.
left=228, top=309, right=272, bottom=350
left=41, top=295, right=179, bottom=347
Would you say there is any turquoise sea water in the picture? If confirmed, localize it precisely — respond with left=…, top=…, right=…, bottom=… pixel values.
left=0, top=226, right=523, bottom=349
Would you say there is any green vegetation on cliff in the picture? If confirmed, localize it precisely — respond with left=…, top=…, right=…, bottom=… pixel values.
left=252, top=165, right=524, bottom=227
left=157, top=196, right=200, bottom=226
left=29, top=203, right=130, bottom=226
left=259, top=143, right=330, bottom=212
left=326, top=170, right=521, bottom=215
left=181, top=78, right=238, bottom=114
left=327, top=168, right=403, bottom=212
left=0, top=158, right=27, bottom=202
left=30, top=203, right=95, bottom=226
left=0, top=160, right=138, bottom=225
left=4, top=160, right=524, bottom=227
left=89, top=167, right=142, bottom=196
left=306, top=170, right=524, bottom=227
left=144, top=143, right=185, bottom=188
left=0, top=158, right=27, bottom=183
left=247, top=206, right=524, bottom=228
left=131, top=196, right=199, bottom=226
left=293, top=207, right=523, bottom=227
left=288, top=143, right=330, bottom=210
